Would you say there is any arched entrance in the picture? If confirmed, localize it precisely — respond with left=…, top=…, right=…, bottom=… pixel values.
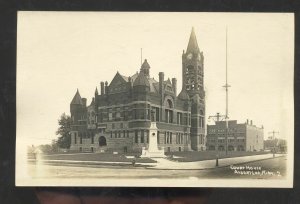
left=99, top=136, right=107, bottom=146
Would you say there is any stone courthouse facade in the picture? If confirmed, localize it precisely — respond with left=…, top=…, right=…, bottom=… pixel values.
left=69, top=28, right=206, bottom=153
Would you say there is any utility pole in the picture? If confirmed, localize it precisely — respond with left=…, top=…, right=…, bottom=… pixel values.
left=208, top=112, right=226, bottom=166
left=268, top=131, right=279, bottom=157
left=222, top=27, right=231, bottom=156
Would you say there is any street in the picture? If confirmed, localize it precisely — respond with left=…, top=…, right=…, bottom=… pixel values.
left=27, top=156, right=286, bottom=180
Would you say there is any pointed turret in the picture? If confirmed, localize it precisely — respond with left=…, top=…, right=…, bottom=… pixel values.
left=95, top=87, right=98, bottom=95
left=71, top=89, right=83, bottom=105
left=133, top=71, right=150, bottom=87
left=186, top=27, right=200, bottom=54
left=140, top=59, right=150, bottom=77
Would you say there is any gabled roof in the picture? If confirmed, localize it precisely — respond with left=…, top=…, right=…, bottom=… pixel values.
left=186, top=27, right=200, bottom=53
left=148, top=77, right=159, bottom=93
left=71, top=89, right=83, bottom=105
left=109, top=72, right=128, bottom=87
left=178, top=90, right=190, bottom=100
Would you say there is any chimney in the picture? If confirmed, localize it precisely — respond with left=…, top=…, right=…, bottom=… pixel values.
left=250, top=120, right=253, bottom=125
left=172, top=78, right=177, bottom=96
left=159, top=72, right=164, bottom=95
left=105, top=81, right=108, bottom=94
left=246, top=119, right=249, bottom=124
left=82, top=98, right=87, bottom=107
left=100, top=82, right=105, bottom=95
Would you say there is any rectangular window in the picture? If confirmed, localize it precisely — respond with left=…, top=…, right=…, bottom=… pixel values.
left=115, top=131, right=117, bottom=138
left=116, top=108, right=121, bottom=119
left=74, top=134, right=77, bottom=144
left=155, top=107, right=160, bottom=122
left=91, top=135, right=94, bottom=144
left=118, top=131, right=121, bottom=138
left=141, top=130, right=144, bottom=143
left=110, top=131, right=113, bottom=138
left=177, top=113, right=182, bottom=125
left=146, top=130, right=149, bottom=143
left=80, top=136, right=82, bottom=144
left=135, top=130, right=138, bottom=143
left=170, top=132, right=172, bottom=144
left=157, top=131, right=160, bottom=144
left=127, top=130, right=129, bottom=138
left=164, top=132, right=167, bottom=144
left=123, top=130, right=126, bottom=138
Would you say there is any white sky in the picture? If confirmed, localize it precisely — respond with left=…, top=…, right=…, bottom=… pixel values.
left=16, top=12, right=294, bottom=145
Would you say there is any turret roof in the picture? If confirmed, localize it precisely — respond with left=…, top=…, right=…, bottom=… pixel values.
left=71, top=89, right=83, bottom=105
left=186, top=27, right=200, bottom=53
left=141, top=59, right=150, bottom=69
left=133, top=71, right=150, bottom=87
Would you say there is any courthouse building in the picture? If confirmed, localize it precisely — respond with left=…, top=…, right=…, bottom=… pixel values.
left=206, top=120, right=264, bottom=152
left=69, top=28, right=206, bottom=153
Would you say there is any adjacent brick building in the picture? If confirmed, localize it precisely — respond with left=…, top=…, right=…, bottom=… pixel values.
left=69, top=28, right=206, bottom=153
left=206, top=120, right=264, bottom=152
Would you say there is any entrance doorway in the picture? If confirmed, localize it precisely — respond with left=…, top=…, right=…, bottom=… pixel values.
left=99, top=136, right=107, bottom=146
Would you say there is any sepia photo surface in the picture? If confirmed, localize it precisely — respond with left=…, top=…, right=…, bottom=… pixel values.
left=16, top=12, right=294, bottom=187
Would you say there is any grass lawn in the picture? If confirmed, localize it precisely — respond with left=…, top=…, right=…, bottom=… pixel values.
left=39, top=153, right=156, bottom=163
left=166, top=151, right=270, bottom=162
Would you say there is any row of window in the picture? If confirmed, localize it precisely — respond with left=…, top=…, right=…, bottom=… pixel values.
left=74, top=135, right=94, bottom=144
left=207, top=139, right=245, bottom=143
left=110, top=130, right=130, bottom=138
left=208, top=128, right=242, bottom=133
left=98, top=106, right=190, bottom=124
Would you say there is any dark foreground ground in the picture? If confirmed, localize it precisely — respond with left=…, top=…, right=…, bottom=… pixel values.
left=28, top=156, right=286, bottom=180
left=29, top=151, right=270, bottom=163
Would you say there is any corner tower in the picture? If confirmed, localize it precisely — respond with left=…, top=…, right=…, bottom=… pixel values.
left=182, top=27, right=204, bottom=98
left=182, top=28, right=206, bottom=151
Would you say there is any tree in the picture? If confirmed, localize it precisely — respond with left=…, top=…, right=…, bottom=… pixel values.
left=56, top=113, right=72, bottom=148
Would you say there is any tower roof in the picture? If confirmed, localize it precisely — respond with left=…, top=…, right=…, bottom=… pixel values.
left=141, top=59, right=150, bottom=69
left=186, top=27, right=200, bottom=53
left=71, top=89, right=83, bottom=105
left=133, top=71, right=150, bottom=87
left=95, top=87, right=98, bottom=95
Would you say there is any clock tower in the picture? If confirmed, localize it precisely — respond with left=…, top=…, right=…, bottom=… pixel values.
left=181, top=27, right=206, bottom=151
left=182, top=27, right=204, bottom=98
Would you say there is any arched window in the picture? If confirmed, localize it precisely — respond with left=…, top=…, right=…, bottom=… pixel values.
left=165, top=99, right=173, bottom=123
left=99, top=136, right=107, bottom=146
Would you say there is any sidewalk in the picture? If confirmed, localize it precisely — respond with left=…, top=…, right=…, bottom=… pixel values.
left=148, top=153, right=284, bottom=170
left=30, top=153, right=284, bottom=170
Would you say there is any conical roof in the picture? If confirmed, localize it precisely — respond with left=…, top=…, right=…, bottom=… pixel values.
left=71, top=89, right=83, bottom=105
left=178, top=90, right=190, bottom=100
left=133, top=71, right=150, bottom=87
left=186, top=27, right=200, bottom=53
left=141, top=59, right=150, bottom=69
left=95, top=87, right=98, bottom=95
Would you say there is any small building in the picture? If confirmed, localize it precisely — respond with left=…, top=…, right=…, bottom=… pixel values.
left=206, top=120, right=264, bottom=152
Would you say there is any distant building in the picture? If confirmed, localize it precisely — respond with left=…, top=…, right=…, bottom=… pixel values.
left=264, top=139, right=287, bottom=153
left=206, top=120, right=264, bottom=152
left=68, top=28, right=206, bottom=153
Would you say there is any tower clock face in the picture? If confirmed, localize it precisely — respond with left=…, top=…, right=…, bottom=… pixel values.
left=187, top=53, right=193, bottom=59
